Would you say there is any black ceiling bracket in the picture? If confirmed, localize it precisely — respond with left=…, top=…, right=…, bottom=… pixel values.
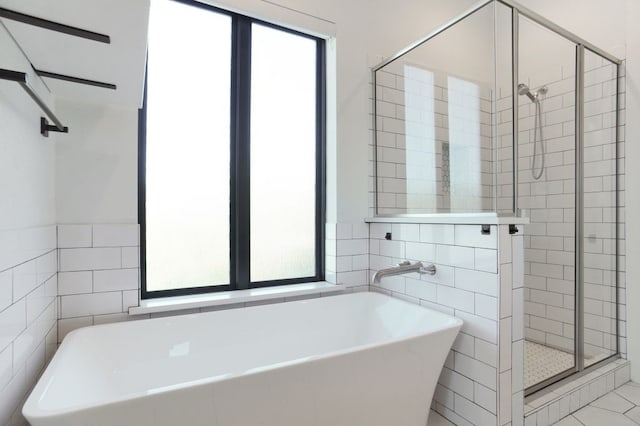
left=41, top=117, right=68, bottom=137
left=35, top=69, right=117, bottom=90
left=0, top=68, right=69, bottom=137
left=0, top=7, right=110, bottom=43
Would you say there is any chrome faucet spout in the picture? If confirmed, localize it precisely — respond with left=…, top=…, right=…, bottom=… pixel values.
left=372, top=261, right=436, bottom=284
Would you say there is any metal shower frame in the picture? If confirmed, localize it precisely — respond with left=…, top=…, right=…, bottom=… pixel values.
left=371, top=0, right=623, bottom=396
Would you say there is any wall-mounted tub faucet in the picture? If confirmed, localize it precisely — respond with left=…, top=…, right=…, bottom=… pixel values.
left=372, top=261, right=436, bottom=284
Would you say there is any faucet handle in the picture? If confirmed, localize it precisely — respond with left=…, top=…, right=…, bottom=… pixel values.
left=396, top=260, right=411, bottom=266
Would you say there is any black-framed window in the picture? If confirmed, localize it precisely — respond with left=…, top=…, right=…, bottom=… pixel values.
left=139, top=0, right=325, bottom=299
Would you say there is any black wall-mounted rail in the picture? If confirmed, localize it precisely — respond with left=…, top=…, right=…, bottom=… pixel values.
left=35, top=69, right=116, bottom=90
left=0, top=7, right=110, bottom=44
left=0, top=68, right=68, bottom=137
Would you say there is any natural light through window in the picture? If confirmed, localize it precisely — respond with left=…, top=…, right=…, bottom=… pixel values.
left=143, top=0, right=323, bottom=296
left=250, top=24, right=317, bottom=282
left=146, top=0, right=231, bottom=291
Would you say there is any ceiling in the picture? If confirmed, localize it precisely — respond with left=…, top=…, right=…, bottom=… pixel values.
left=0, top=0, right=150, bottom=108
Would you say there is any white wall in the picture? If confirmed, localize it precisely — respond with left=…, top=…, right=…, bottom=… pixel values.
left=0, top=24, right=55, bottom=231
left=55, top=100, right=138, bottom=224
left=517, top=0, right=626, bottom=60
left=625, top=0, right=640, bottom=382
left=0, top=21, right=58, bottom=426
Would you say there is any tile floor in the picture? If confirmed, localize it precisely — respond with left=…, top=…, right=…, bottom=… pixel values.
left=429, top=381, right=640, bottom=425
left=554, top=381, right=640, bottom=425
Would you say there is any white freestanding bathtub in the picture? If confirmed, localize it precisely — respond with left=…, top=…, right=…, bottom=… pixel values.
left=24, top=292, right=462, bottom=426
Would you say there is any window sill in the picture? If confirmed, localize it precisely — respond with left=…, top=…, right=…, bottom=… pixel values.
left=128, top=282, right=346, bottom=315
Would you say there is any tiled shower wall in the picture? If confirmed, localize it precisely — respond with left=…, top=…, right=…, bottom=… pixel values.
left=0, top=226, right=57, bottom=425
left=516, top=68, right=579, bottom=355
left=368, top=222, right=525, bottom=426
left=581, top=56, right=625, bottom=360
left=374, top=63, right=495, bottom=214
left=371, top=50, right=626, bottom=364
left=509, top=56, right=626, bottom=361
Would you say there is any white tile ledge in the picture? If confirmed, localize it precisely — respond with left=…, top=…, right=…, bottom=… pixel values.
left=366, top=214, right=530, bottom=225
left=129, top=282, right=346, bottom=315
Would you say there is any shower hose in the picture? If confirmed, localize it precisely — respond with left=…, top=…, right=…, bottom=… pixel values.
left=531, top=97, right=545, bottom=180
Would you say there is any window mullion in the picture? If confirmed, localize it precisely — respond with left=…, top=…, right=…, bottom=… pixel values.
left=315, top=40, right=326, bottom=282
left=232, top=17, right=252, bottom=290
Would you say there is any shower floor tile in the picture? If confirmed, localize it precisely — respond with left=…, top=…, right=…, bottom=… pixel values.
left=525, top=340, right=574, bottom=389
left=526, top=340, right=616, bottom=389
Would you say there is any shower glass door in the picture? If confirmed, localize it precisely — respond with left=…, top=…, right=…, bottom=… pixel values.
left=580, top=49, right=619, bottom=368
left=520, top=14, right=621, bottom=395
left=518, top=14, right=578, bottom=392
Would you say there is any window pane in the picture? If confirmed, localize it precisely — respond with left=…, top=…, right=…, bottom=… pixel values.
left=146, top=0, right=231, bottom=291
left=250, top=24, right=317, bottom=282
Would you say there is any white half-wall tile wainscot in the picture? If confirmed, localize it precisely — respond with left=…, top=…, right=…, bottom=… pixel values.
left=0, top=226, right=57, bottom=425
left=366, top=216, right=527, bottom=426
left=57, top=224, right=141, bottom=342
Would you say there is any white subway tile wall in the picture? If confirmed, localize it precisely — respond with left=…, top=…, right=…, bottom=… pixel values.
left=369, top=222, right=526, bottom=426
left=508, top=57, right=626, bottom=367
left=0, top=226, right=57, bottom=425
left=0, top=213, right=624, bottom=426
left=504, top=228, right=526, bottom=426
left=57, top=223, right=357, bottom=343
left=372, top=64, right=496, bottom=215
left=57, top=224, right=141, bottom=342
left=325, top=223, right=370, bottom=292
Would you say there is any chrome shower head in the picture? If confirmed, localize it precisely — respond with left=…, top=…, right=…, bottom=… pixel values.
left=518, top=83, right=537, bottom=103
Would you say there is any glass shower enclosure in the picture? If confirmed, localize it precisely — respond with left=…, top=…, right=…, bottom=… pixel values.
left=371, top=0, right=622, bottom=395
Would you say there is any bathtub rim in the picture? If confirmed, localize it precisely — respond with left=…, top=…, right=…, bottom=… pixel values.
left=23, top=292, right=463, bottom=419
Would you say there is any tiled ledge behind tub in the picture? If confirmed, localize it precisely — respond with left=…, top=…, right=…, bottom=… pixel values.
left=369, top=222, right=526, bottom=426
left=57, top=224, right=140, bottom=342
left=0, top=225, right=58, bottom=426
